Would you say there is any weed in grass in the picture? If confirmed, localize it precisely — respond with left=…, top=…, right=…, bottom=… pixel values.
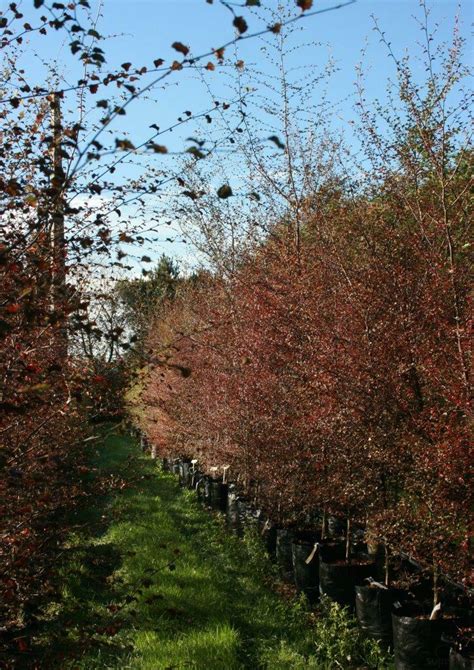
left=312, top=596, right=393, bottom=670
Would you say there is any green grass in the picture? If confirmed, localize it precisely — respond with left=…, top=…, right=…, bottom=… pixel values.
left=34, top=429, right=391, bottom=669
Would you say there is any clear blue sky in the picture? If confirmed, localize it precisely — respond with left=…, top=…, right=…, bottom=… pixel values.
left=100, top=0, right=472, bottom=139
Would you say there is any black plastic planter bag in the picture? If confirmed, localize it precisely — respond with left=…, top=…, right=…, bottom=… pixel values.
left=450, top=648, right=474, bottom=670
left=327, top=515, right=346, bottom=538
left=171, top=460, right=181, bottom=476
left=237, top=498, right=253, bottom=535
left=196, top=474, right=209, bottom=502
left=392, top=606, right=456, bottom=670
left=319, top=557, right=376, bottom=609
left=292, top=538, right=319, bottom=604
left=276, top=528, right=294, bottom=581
left=208, top=480, right=228, bottom=512
left=203, top=476, right=213, bottom=505
left=355, top=584, right=405, bottom=647
left=319, top=540, right=346, bottom=563
left=226, top=486, right=240, bottom=529
left=178, top=461, right=191, bottom=488
left=261, top=519, right=277, bottom=559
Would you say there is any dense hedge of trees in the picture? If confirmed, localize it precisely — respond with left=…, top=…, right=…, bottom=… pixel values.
left=139, top=15, right=472, bottom=597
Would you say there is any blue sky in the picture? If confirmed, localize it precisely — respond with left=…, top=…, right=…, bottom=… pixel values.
left=8, top=0, right=472, bottom=149
left=98, top=0, right=472, bottom=134
left=2, top=0, right=472, bottom=268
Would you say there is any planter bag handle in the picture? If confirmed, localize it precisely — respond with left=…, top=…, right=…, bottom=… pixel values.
left=305, top=542, right=319, bottom=565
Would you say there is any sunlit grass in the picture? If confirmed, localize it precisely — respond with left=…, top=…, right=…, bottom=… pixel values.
left=39, top=430, right=391, bottom=669
left=40, top=430, right=317, bottom=669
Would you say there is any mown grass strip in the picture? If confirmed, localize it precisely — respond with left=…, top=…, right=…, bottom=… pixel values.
left=37, top=429, right=319, bottom=669
left=35, top=429, right=391, bottom=669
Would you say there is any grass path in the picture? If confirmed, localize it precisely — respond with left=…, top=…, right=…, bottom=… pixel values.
left=41, top=429, right=318, bottom=669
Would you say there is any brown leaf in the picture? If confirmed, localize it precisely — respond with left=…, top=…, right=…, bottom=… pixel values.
left=233, top=16, right=248, bottom=35
left=214, top=46, right=225, bottom=61
left=149, top=143, right=168, bottom=154
left=217, top=184, right=233, bottom=199
left=171, top=41, right=189, bottom=56
left=297, top=0, right=313, bottom=10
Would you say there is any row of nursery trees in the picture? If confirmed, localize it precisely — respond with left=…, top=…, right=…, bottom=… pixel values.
left=138, top=18, right=472, bottom=600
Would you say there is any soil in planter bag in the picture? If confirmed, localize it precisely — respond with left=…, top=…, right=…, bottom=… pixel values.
left=319, top=556, right=376, bottom=609
left=276, top=528, right=295, bottom=581
left=355, top=584, right=406, bottom=647
left=292, top=535, right=320, bottom=604
left=392, top=604, right=457, bottom=670
left=318, top=540, right=346, bottom=563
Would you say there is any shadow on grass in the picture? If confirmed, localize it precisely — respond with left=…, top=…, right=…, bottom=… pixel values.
left=35, top=540, right=131, bottom=667
left=36, top=431, right=310, bottom=670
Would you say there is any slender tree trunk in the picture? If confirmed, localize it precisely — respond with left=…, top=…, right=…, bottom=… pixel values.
left=50, top=92, right=68, bottom=362
left=345, top=517, right=351, bottom=563
left=321, top=505, right=328, bottom=540
left=384, top=541, right=390, bottom=587
left=433, top=561, right=440, bottom=608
